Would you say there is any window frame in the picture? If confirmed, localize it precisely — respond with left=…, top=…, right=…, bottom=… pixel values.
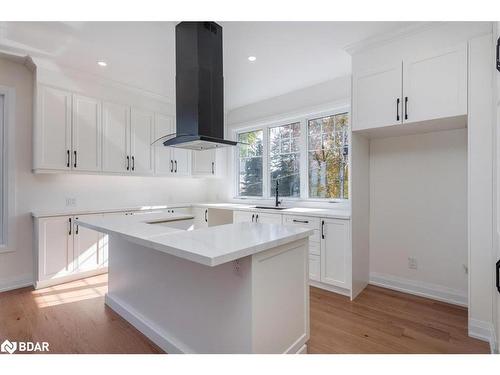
left=232, top=106, right=350, bottom=203
left=0, top=85, right=16, bottom=253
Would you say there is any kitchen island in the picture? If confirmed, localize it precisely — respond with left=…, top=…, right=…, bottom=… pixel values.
left=76, top=211, right=313, bottom=354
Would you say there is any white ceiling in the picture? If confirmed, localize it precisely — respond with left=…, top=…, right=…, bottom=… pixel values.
left=0, top=21, right=415, bottom=110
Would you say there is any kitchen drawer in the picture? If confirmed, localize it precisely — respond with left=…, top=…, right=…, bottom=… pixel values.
left=283, top=215, right=320, bottom=230
left=309, top=254, right=320, bottom=282
left=309, top=241, right=320, bottom=256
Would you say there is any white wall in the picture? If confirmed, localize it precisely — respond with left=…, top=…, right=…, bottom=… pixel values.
left=369, top=129, right=468, bottom=304
left=0, top=56, right=216, bottom=291
left=216, top=75, right=351, bottom=204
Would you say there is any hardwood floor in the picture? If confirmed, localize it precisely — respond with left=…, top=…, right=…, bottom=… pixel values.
left=0, top=274, right=489, bottom=354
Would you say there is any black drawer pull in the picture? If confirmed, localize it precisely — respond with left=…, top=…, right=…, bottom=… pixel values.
left=126, top=156, right=130, bottom=171
left=66, top=150, right=70, bottom=168
left=396, top=98, right=400, bottom=121
left=170, top=160, right=173, bottom=173
left=293, top=219, right=309, bottom=224
left=131, top=156, right=135, bottom=171
left=204, top=209, right=208, bottom=223
left=251, top=214, right=255, bottom=222
left=68, top=218, right=72, bottom=235
left=404, top=96, right=408, bottom=120
left=496, top=259, right=500, bottom=293
left=73, top=150, right=77, bottom=168
left=175, top=160, right=177, bottom=173
left=321, top=220, right=325, bottom=239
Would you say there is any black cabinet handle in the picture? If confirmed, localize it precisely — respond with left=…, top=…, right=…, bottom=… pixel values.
left=293, top=219, right=309, bottom=224
left=170, top=160, right=173, bottom=173
left=255, top=214, right=259, bottom=222
left=175, top=160, right=177, bottom=173
left=251, top=214, right=255, bottom=222
left=204, top=209, right=208, bottom=223
left=211, top=162, right=215, bottom=174
left=68, top=218, right=72, bottom=235
left=321, top=220, right=325, bottom=239
left=126, top=156, right=130, bottom=171
left=496, top=37, right=500, bottom=72
left=66, top=150, right=70, bottom=168
left=73, top=150, right=77, bottom=168
left=131, top=156, right=135, bottom=171
left=404, top=97, right=408, bottom=120
left=75, top=218, right=79, bottom=235
left=496, top=259, right=500, bottom=293
left=396, top=98, right=400, bottom=121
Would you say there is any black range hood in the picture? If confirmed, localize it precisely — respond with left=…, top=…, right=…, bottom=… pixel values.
left=162, top=21, right=237, bottom=151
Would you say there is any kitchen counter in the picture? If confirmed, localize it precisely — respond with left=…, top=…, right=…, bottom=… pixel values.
left=76, top=210, right=313, bottom=267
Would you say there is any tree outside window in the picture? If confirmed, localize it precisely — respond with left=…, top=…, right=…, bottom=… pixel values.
left=238, top=130, right=263, bottom=197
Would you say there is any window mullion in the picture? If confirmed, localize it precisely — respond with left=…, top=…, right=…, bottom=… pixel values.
left=263, top=125, right=270, bottom=199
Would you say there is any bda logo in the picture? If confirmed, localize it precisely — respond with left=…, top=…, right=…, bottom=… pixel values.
left=1, top=340, right=17, bottom=354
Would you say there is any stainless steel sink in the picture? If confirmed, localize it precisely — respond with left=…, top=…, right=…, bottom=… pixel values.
left=254, top=206, right=287, bottom=210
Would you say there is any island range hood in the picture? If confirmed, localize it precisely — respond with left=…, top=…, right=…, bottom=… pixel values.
left=162, top=21, right=237, bottom=150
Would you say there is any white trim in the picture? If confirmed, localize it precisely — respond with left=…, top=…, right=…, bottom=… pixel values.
left=0, top=85, right=16, bottom=253
left=34, top=267, right=108, bottom=290
left=309, top=280, right=351, bottom=297
left=469, top=318, right=496, bottom=351
left=369, top=272, right=468, bottom=307
left=0, top=274, right=32, bottom=293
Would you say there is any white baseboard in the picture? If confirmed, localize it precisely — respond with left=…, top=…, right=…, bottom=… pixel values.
left=369, top=272, right=468, bottom=307
left=35, top=267, right=108, bottom=289
left=309, top=280, right=351, bottom=297
left=0, top=273, right=33, bottom=293
left=469, top=318, right=496, bottom=353
left=105, top=293, right=189, bottom=354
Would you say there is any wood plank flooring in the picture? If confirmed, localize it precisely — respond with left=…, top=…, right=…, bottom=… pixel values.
left=0, top=274, right=489, bottom=354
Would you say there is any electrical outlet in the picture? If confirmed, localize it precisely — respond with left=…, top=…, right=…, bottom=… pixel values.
left=408, top=257, right=418, bottom=270
left=65, top=197, right=77, bottom=207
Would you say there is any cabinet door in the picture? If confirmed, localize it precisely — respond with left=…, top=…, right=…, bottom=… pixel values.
left=192, top=149, right=216, bottom=176
left=154, top=114, right=174, bottom=176
left=130, top=108, right=154, bottom=175
left=102, top=102, right=130, bottom=173
left=233, top=210, right=256, bottom=223
left=172, top=148, right=192, bottom=176
left=36, top=86, right=72, bottom=170
left=193, top=207, right=209, bottom=228
left=309, top=255, right=320, bottom=282
left=73, top=215, right=100, bottom=272
left=255, top=212, right=282, bottom=224
left=320, top=219, right=350, bottom=289
left=402, top=44, right=467, bottom=124
left=72, top=95, right=101, bottom=172
left=38, top=216, right=73, bottom=279
left=352, top=62, right=403, bottom=131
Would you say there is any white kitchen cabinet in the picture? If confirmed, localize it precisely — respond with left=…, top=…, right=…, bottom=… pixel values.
left=233, top=210, right=255, bottom=223
left=72, top=94, right=102, bottom=172
left=154, top=114, right=191, bottom=176
left=192, top=149, right=217, bottom=176
left=352, top=62, right=403, bottom=131
left=73, top=214, right=100, bottom=272
left=193, top=207, right=209, bottom=228
left=254, top=212, right=282, bottom=224
left=320, top=218, right=351, bottom=289
left=402, top=44, right=467, bottom=124
left=130, top=108, right=154, bottom=175
left=37, top=215, right=74, bottom=280
left=35, top=86, right=72, bottom=170
left=102, top=101, right=130, bottom=173
left=352, top=43, right=467, bottom=132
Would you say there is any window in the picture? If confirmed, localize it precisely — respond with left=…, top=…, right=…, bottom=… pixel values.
left=238, top=129, right=264, bottom=197
left=308, top=113, right=349, bottom=199
left=0, top=94, right=4, bottom=245
left=269, top=123, right=300, bottom=197
left=235, top=110, right=350, bottom=201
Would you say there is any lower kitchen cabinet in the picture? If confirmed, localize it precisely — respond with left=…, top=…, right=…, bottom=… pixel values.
left=233, top=211, right=282, bottom=224
left=35, top=214, right=108, bottom=289
left=320, top=218, right=351, bottom=290
left=193, top=207, right=209, bottom=228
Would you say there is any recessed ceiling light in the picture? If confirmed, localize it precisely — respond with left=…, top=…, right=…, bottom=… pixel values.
left=97, top=61, right=107, bottom=67
left=248, top=56, right=256, bottom=62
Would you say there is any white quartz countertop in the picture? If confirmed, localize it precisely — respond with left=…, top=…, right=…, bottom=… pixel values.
left=32, top=202, right=350, bottom=219
left=75, top=211, right=314, bottom=267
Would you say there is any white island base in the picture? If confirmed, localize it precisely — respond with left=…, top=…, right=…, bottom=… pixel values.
left=104, top=234, right=310, bottom=354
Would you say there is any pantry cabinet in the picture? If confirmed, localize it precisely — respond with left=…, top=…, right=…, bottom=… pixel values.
left=352, top=43, right=467, bottom=132
left=320, top=218, right=351, bottom=289
left=154, top=114, right=191, bottom=176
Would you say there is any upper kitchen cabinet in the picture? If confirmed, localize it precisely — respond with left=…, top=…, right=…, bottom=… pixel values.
left=192, top=149, right=217, bottom=176
left=402, top=44, right=467, bottom=124
left=352, top=62, right=403, bottom=131
left=34, top=85, right=72, bottom=170
left=130, top=108, right=155, bottom=175
left=34, top=85, right=102, bottom=172
left=72, top=94, right=102, bottom=172
left=102, top=101, right=130, bottom=173
left=352, top=43, right=467, bottom=133
left=154, top=114, right=191, bottom=176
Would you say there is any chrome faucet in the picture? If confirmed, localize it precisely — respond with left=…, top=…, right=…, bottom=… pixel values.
left=275, top=180, right=282, bottom=207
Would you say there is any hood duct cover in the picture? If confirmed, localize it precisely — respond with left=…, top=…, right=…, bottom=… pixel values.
left=162, top=22, right=237, bottom=150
